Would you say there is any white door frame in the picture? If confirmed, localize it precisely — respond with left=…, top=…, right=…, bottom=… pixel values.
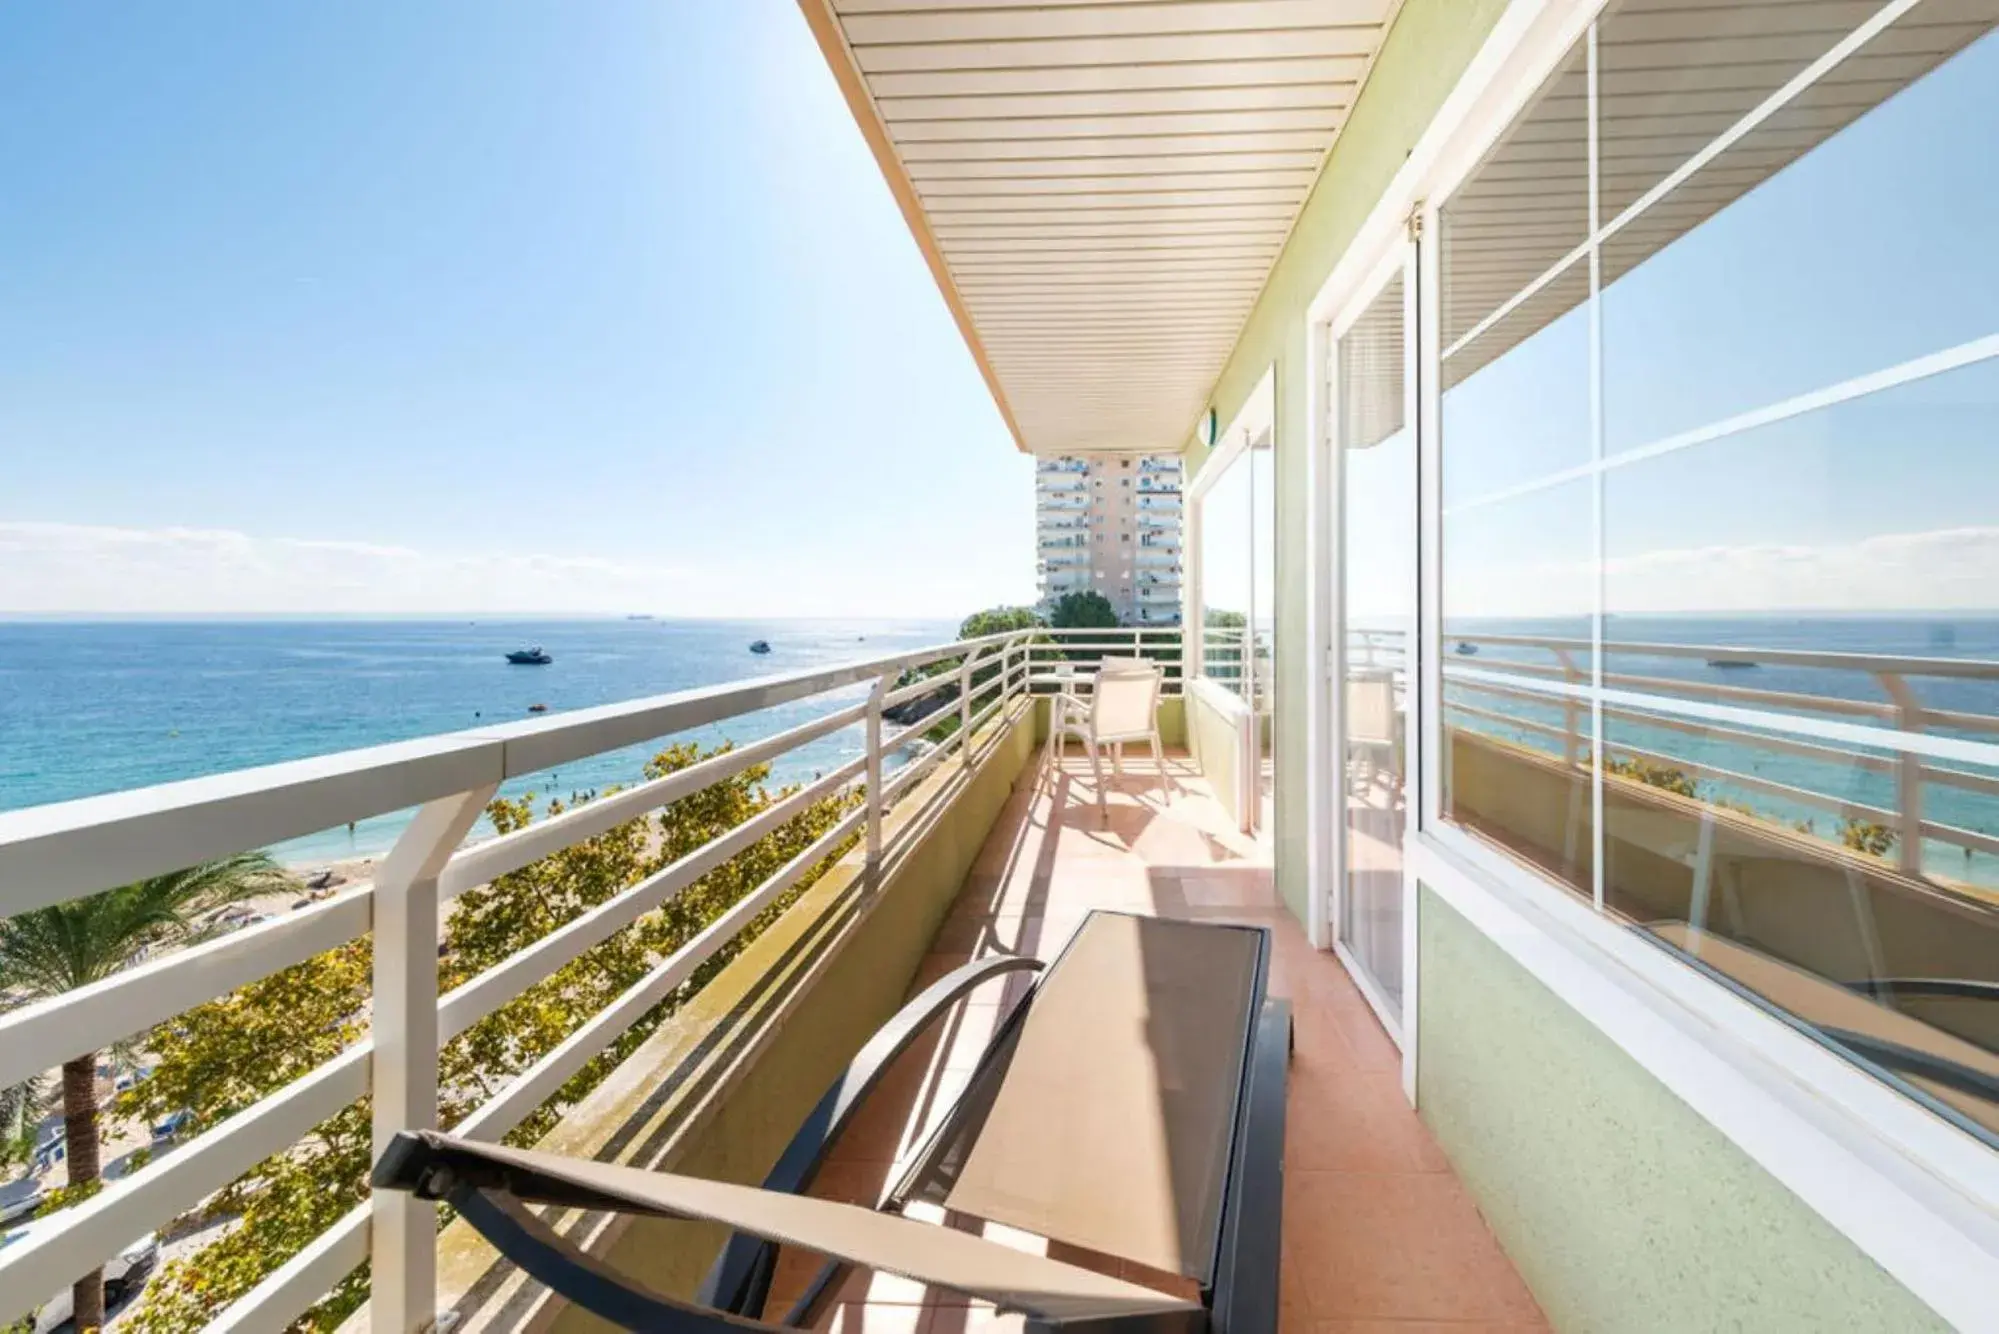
left=1316, top=239, right=1419, bottom=1057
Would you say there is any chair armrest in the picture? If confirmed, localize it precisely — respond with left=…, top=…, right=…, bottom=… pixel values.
left=374, top=1132, right=1203, bottom=1332
left=700, top=952, right=1044, bottom=1312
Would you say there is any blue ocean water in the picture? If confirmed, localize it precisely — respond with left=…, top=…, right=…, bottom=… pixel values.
left=0, top=617, right=955, bottom=863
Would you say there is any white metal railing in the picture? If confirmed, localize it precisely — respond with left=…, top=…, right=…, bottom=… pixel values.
left=1433, top=630, right=1999, bottom=878
left=0, top=631, right=1049, bottom=1333
left=1022, top=627, right=1185, bottom=695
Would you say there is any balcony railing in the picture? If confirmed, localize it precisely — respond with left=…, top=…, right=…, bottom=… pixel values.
left=0, top=631, right=1050, bottom=1333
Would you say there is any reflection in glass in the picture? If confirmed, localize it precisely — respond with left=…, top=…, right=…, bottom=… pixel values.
left=1441, top=479, right=1595, bottom=898
left=1601, top=23, right=1999, bottom=455
left=1440, top=36, right=1589, bottom=353
left=1602, top=707, right=1999, bottom=1141
left=1441, top=260, right=1591, bottom=506
left=1339, top=274, right=1410, bottom=1012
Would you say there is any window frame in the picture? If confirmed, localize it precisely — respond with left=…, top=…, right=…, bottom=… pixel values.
left=1298, top=0, right=1999, bottom=1323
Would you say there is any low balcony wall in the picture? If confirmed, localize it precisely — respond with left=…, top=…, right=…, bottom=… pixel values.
left=424, top=705, right=1038, bottom=1333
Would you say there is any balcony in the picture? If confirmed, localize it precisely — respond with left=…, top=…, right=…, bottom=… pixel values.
left=7, top=1, right=1992, bottom=1330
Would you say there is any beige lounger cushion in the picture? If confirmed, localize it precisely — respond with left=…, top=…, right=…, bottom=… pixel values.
left=917, top=912, right=1264, bottom=1279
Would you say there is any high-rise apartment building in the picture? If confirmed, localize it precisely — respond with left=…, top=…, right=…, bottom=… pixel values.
left=1034, top=454, right=1182, bottom=625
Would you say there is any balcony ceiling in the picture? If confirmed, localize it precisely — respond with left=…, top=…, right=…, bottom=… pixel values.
left=799, top=0, right=1402, bottom=456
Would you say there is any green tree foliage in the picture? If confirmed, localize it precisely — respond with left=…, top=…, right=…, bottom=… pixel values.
left=1602, top=754, right=1698, bottom=798
left=1839, top=818, right=1897, bottom=859
left=1049, top=590, right=1120, bottom=630
left=1203, top=608, right=1246, bottom=629
left=121, top=745, right=855, bottom=1332
left=957, top=606, right=1042, bottom=639
left=0, top=1077, right=48, bottom=1172
left=0, top=852, right=287, bottom=1330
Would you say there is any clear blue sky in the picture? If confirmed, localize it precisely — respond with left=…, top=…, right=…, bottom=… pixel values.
left=0, top=1, right=1033, bottom=617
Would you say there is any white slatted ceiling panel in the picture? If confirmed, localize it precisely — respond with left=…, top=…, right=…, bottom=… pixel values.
left=813, top=0, right=1402, bottom=454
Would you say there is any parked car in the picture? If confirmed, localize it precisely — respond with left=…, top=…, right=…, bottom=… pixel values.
left=149, top=1108, right=195, bottom=1147
left=31, top=1234, right=159, bottom=1333
left=0, top=1188, right=44, bottom=1228
left=30, top=1136, right=63, bottom=1175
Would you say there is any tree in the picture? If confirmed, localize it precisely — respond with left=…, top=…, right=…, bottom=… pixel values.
left=0, top=852, right=287, bottom=1330
left=1049, top=590, right=1119, bottom=630
left=957, top=606, right=1042, bottom=639
left=123, top=744, right=854, bottom=1332
left=0, top=1076, right=49, bottom=1173
left=1203, top=608, right=1246, bottom=629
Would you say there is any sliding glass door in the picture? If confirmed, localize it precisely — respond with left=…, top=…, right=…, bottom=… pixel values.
left=1333, top=255, right=1417, bottom=1025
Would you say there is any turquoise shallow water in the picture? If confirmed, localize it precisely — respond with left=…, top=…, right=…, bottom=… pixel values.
left=0, top=617, right=954, bottom=863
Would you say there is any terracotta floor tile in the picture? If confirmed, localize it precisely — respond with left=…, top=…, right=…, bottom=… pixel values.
left=1284, top=1069, right=1449, bottom=1174
left=1286, top=1172, right=1545, bottom=1324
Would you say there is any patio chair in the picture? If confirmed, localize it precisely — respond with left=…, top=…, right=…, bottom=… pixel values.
left=374, top=911, right=1290, bottom=1334
left=1041, top=657, right=1167, bottom=817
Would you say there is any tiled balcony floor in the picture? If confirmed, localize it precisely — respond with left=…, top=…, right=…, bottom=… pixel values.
left=764, top=749, right=1547, bottom=1334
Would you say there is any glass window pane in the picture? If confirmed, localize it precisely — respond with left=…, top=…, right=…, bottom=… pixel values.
left=1440, top=37, right=1590, bottom=354
left=1341, top=273, right=1411, bottom=1012
left=1442, top=260, right=1592, bottom=507
left=1442, top=479, right=1596, bottom=899
left=1596, top=2, right=1999, bottom=1148
left=1602, top=356, right=1999, bottom=720
left=1603, top=708, right=1999, bottom=1143
left=1601, top=15, right=1999, bottom=455
left=1594, top=0, right=1895, bottom=223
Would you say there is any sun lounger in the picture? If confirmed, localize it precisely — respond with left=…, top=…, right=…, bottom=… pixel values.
left=373, top=911, right=1291, bottom=1334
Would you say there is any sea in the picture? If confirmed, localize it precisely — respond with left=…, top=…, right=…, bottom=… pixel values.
left=0, top=617, right=954, bottom=865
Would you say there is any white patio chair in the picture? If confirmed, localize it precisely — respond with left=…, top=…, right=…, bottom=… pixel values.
left=1044, top=657, right=1165, bottom=818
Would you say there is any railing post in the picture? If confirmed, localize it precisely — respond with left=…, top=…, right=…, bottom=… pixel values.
left=866, top=675, right=886, bottom=868
left=371, top=784, right=495, bottom=1334
left=1879, top=673, right=1926, bottom=876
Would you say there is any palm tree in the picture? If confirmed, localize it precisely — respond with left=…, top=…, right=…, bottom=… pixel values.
left=0, top=853, right=288, bottom=1329
left=1, top=1074, right=50, bottom=1172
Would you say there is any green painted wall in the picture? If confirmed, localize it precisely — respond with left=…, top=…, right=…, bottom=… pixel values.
left=1185, top=0, right=1509, bottom=928
left=1417, top=886, right=1948, bottom=1333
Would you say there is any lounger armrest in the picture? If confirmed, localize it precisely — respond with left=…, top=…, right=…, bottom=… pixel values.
left=700, top=952, right=1045, bottom=1314
left=374, top=1132, right=1204, bottom=1333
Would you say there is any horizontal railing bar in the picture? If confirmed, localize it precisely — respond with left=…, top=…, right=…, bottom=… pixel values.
left=1602, top=739, right=1899, bottom=827
left=438, top=700, right=870, bottom=899
left=207, top=1202, right=370, bottom=1334
left=1451, top=676, right=1902, bottom=773
left=0, top=1045, right=368, bottom=1321
left=1457, top=632, right=1999, bottom=680
left=479, top=634, right=1015, bottom=779
left=0, top=635, right=1019, bottom=916
left=436, top=755, right=868, bottom=1042
left=882, top=672, right=958, bottom=711
left=1444, top=667, right=1999, bottom=766
left=0, top=882, right=374, bottom=1092
left=455, top=802, right=868, bottom=1144
left=1449, top=658, right=1901, bottom=722
left=0, top=737, right=503, bottom=919
left=1920, top=819, right=1999, bottom=861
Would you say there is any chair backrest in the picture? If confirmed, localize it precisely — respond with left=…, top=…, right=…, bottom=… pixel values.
left=1347, top=675, right=1397, bottom=745
left=1091, top=662, right=1161, bottom=738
